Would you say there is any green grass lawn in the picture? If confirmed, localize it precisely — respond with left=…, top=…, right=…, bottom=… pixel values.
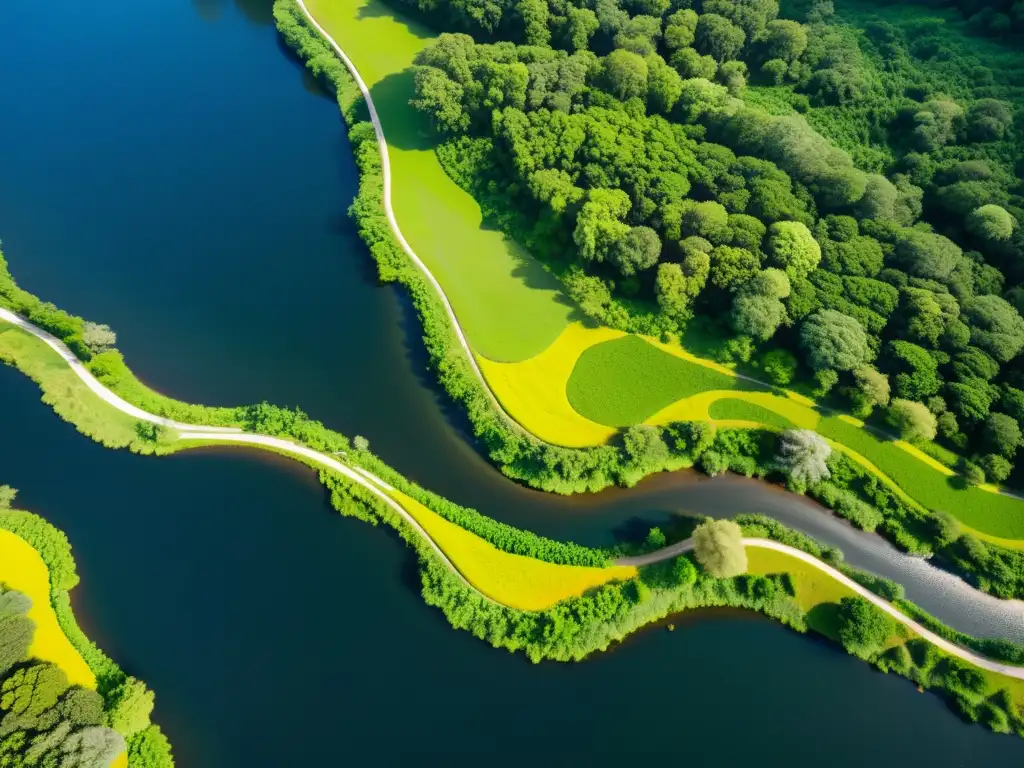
left=566, top=335, right=744, bottom=425
left=708, top=398, right=796, bottom=430
left=567, top=334, right=1024, bottom=539
left=0, top=323, right=159, bottom=452
left=304, top=0, right=574, bottom=362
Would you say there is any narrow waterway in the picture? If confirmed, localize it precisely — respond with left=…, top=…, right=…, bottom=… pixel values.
left=1, top=0, right=1024, bottom=763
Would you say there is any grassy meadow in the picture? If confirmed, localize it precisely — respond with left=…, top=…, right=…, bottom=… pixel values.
left=304, top=0, right=574, bottom=362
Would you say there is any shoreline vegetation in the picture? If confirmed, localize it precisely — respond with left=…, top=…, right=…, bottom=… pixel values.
left=272, top=0, right=1024, bottom=602
left=0, top=0, right=1021, bottom=748
left=6, top=262, right=1024, bottom=736
left=0, top=490, right=171, bottom=768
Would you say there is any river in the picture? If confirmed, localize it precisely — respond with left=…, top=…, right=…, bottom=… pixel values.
left=0, top=0, right=1022, bottom=764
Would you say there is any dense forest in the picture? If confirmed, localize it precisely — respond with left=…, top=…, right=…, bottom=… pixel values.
left=396, top=0, right=1024, bottom=482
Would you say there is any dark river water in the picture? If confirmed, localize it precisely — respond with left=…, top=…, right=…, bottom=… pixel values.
left=1, top=0, right=1023, bottom=764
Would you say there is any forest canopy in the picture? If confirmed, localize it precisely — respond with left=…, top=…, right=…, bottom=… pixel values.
left=400, top=0, right=1024, bottom=483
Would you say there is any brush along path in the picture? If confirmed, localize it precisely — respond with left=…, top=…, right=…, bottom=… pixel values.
left=617, top=539, right=1024, bottom=680
left=1, top=308, right=635, bottom=608
left=8, top=307, right=1024, bottom=673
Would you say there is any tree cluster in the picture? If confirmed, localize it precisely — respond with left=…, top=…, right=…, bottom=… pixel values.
left=406, top=0, right=1024, bottom=483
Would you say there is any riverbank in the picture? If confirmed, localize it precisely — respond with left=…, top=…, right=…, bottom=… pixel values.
left=0, top=500, right=169, bottom=767
left=6, top=301, right=1024, bottom=733
left=274, top=0, right=1024, bottom=611
left=287, top=0, right=1024, bottom=544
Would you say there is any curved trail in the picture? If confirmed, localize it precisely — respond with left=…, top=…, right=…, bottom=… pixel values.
left=4, top=310, right=1024, bottom=679
left=292, top=0, right=516, bottom=431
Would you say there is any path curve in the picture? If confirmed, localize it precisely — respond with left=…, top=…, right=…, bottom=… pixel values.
left=293, top=0, right=517, bottom=432
left=618, top=538, right=1024, bottom=679
left=0, top=308, right=239, bottom=433
left=7, top=305, right=1024, bottom=677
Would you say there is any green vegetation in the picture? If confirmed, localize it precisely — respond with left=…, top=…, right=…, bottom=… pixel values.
left=301, top=0, right=575, bottom=362
left=692, top=519, right=747, bottom=576
left=0, top=488, right=172, bottom=767
left=706, top=397, right=795, bottom=428
left=396, top=0, right=1024, bottom=486
left=566, top=334, right=739, bottom=424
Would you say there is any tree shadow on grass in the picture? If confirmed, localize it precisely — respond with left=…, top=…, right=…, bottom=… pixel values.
left=357, top=0, right=436, bottom=41
left=806, top=602, right=842, bottom=641
left=369, top=71, right=436, bottom=151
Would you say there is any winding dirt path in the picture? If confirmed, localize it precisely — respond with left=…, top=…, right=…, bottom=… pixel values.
left=4, top=305, right=1024, bottom=678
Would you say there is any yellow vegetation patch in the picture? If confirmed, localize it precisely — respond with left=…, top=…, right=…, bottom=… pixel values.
left=390, top=490, right=636, bottom=610
left=745, top=545, right=856, bottom=611
left=0, top=530, right=95, bottom=688
left=477, top=322, right=621, bottom=447
left=643, top=389, right=821, bottom=430
left=837, top=413, right=864, bottom=427
left=895, top=441, right=956, bottom=476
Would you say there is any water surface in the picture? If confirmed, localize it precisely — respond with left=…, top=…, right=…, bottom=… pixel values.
left=2, top=0, right=1024, bottom=763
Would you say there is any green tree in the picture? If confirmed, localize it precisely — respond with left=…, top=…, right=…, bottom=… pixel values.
left=603, top=49, right=648, bottom=101
left=646, top=55, right=684, bottom=114
left=664, top=9, right=698, bottom=51
left=695, top=14, right=746, bottom=62
left=800, top=310, right=871, bottom=372
left=886, top=399, right=938, bottom=442
left=776, top=429, right=832, bottom=487
left=574, top=189, right=631, bottom=263
left=763, top=19, right=807, bottom=61
left=850, top=365, right=890, bottom=417
left=709, top=246, right=761, bottom=291
left=565, top=6, right=599, bottom=51
left=0, top=486, right=15, bottom=509
left=517, top=0, right=550, bottom=46
left=610, top=226, right=661, bottom=276
left=82, top=322, right=116, bottom=355
left=692, top=519, right=747, bottom=577
left=883, top=341, right=941, bottom=401
left=671, top=47, right=719, bottom=79
left=761, top=348, right=797, bottom=385
left=732, top=294, right=785, bottom=340
left=767, top=221, right=821, bottom=279
left=966, top=205, right=1016, bottom=242
left=980, top=453, right=1013, bottom=483
left=962, top=295, right=1024, bottom=363
left=105, top=678, right=154, bottom=737
left=411, top=67, right=469, bottom=134
left=836, top=596, right=895, bottom=660
left=127, top=725, right=175, bottom=768
left=984, top=413, right=1022, bottom=458
left=893, top=229, right=964, bottom=282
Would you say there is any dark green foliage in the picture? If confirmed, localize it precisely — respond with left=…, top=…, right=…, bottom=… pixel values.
left=835, top=596, right=895, bottom=660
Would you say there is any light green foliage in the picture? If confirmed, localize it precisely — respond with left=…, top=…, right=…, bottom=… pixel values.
left=664, top=9, right=698, bottom=51
left=966, top=204, right=1016, bottom=241
left=603, top=49, right=648, bottom=100
left=732, top=294, right=785, bottom=340
left=105, top=677, right=153, bottom=737
left=887, top=399, right=938, bottom=443
left=610, top=226, right=661, bottom=275
left=128, top=725, right=175, bottom=768
left=767, top=221, right=820, bottom=279
left=692, top=519, right=747, bottom=577
left=850, top=366, right=890, bottom=417
left=574, top=188, right=631, bottom=263
left=81, top=323, right=116, bottom=355
left=984, top=413, right=1022, bottom=458
left=800, top=310, right=870, bottom=372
